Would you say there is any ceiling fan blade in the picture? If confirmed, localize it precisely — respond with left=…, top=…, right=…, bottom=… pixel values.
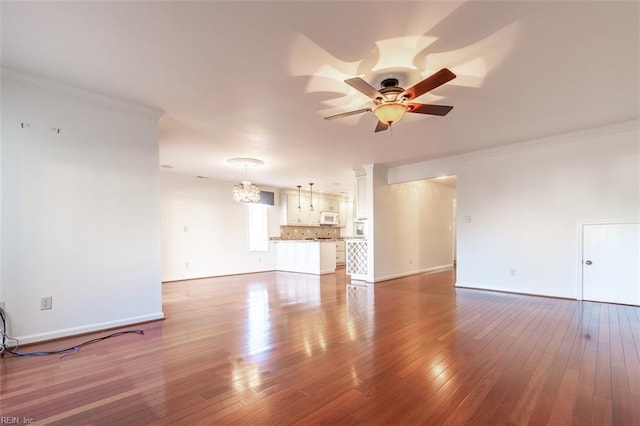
left=374, top=121, right=389, bottom=132
left=324, top=107, right=371, bottom=120
left=407, top=103, right=454, bottom=116
left=345, top=77, right=384, bottom=100
left=402, top=68, right=456, bottom=101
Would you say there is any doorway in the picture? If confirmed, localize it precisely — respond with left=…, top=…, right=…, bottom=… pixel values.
left=452, top=198, right=457, bottom=267
left=426, top=175, right=457, bottom=276
left=581, top=222, right=639, bottom=305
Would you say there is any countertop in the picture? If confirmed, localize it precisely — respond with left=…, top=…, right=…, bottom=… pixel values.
left=271, top=239, right=343, bottom=242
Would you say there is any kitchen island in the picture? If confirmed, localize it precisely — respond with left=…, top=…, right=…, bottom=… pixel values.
left=272, top=240, right=336, bottom=274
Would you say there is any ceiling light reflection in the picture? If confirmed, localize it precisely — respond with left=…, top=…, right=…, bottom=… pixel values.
left=351, top=366, right=359, bottom=384
left=346, top=320, right=356, bottom=341
left=371, top=36, right=438, bottom=73
left=318, top=334, right=326, bottom=351
left=429, top=360, right=450, bottom=382
left=304, top=337, right=312, bottom=357
left=424, top=22, right=521, bottom=89
left=245, top=287, right=271, bottom=355
left=231, top=362, right=263, bottom=393
left=290, top=33, right=361, bottom=83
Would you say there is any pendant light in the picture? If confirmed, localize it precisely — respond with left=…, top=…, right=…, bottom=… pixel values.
left=297, top=185, right=302, bottom=212
left=309, top=182, right=314, bottom=212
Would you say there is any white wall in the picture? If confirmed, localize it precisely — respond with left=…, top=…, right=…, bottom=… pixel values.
left=388, top=120, right=640, bottom=299
left=373, top=173, right=455, bottom=282
left=160, top=173, right=279, bottom=281
left=1, top=70, right=164, bottom=343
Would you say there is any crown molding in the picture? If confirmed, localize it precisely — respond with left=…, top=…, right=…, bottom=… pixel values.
left=388, top=118, right=640, bottom=184
left=455, top=118, right=639, bottom=162
left=1, top=67, right=164, bottom=121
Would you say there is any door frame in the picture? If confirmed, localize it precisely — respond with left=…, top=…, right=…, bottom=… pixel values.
left=577, top=219, right=639, bottom=301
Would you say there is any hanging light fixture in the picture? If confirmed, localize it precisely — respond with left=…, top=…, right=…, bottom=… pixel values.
left=373, top=102, right=409, bottom=125
left=233, top=181, right=260, bottom=203
left=309, top=182, right=314, bottom=211
left=226, top=157, right=264, bottom=203
left=297, top=185, right=302, bottom=212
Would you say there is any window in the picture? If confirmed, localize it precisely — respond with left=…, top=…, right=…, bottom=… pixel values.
left=248, top=203, right=269, bottom=252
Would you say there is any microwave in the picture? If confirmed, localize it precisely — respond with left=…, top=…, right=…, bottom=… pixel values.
left=319, top=211, right=339, bottom=226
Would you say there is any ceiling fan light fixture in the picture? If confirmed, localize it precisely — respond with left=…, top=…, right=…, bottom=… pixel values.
left=326, top=69, right=456, bottom=132
left=373, top=102, right=408, bottom=125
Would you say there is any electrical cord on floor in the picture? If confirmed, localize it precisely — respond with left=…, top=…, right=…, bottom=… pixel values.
left=0, top=306, right=144, bottom=358
left=0, top=305, right=17, bottom=357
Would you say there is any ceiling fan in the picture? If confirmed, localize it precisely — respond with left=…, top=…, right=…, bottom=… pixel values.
left=324, top=68, right=456, bottom=132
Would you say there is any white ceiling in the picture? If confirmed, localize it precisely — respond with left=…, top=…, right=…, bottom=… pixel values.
left=2, top=1, right=638, bottom=196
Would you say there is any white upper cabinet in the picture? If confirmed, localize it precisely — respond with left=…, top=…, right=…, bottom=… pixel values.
left=339, top=199, right=349, bottom=227
left=309, top=201, right=320, bottom=225
left=285, top=194, right=308, bottom=224
left=319, top=197, right=339, bottom=212
left=282, top=193, right=310, bottom=225
left=281, top=191, right=345, bottom=226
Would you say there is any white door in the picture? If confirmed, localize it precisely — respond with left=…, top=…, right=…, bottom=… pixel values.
left=582, top=223, right=639, bottom=305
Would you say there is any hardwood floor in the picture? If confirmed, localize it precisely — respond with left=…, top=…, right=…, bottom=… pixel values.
left=1, top=268, right=639, bottom=425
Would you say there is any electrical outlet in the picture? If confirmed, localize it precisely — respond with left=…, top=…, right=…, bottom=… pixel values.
left=40, top=296, right=53, bottom=310
left=509, top=268, right=517, bottom=277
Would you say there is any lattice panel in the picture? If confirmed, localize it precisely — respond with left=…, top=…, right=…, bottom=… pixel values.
left=346, top=240, right=367, bottom=275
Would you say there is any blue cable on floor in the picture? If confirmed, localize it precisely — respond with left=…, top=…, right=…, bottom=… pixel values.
left=0, top=306, right=144, bottom=358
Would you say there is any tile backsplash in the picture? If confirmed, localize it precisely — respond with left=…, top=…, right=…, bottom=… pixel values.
left=279, top=225, right=341, bottom=240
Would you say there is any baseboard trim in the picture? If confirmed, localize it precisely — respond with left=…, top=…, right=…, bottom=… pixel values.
left=455, top=282, right=575, bottom=300
left=14, top=312, right=165, bottom=345
left=374, top=264, right=453, bottom=283
left=163, top=270, right=277, bottom=283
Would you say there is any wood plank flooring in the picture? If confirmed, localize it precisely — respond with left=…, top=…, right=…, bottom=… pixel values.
left=1, top=268, right=639, bottom=425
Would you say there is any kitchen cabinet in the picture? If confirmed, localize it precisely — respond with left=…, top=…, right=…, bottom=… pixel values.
left=339, top=199, right=349, bottom=228
left=314, top=197, right=340, bottom=225
left=319, top=197, right=339, bottom=212
left=335, top=240, right=346, bottom=265
left=281, top=191, right=344, bottom=226
left=282, top=193, right=314, bottom=225
left=273, top=240, right=336, bottom=274
left=309, top=204, right=320, bottom=226
left=285, top=194, right=307, bottom=224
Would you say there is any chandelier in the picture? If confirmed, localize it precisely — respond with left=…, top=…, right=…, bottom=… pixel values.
left=226, top=157, right=264, bottom=203
left=233, top=181, right=260, bottom=203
